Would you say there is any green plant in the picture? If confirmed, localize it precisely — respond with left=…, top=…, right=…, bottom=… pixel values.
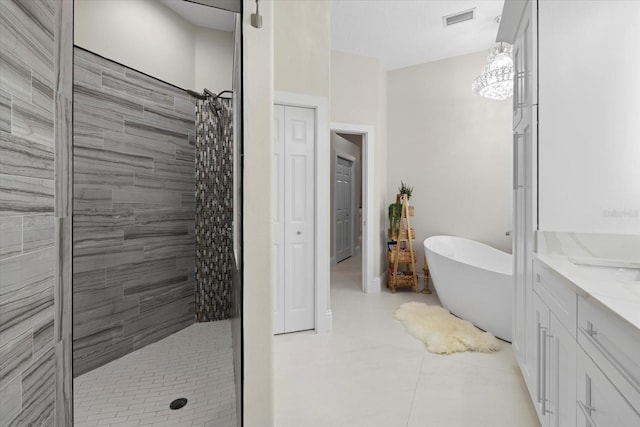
left=388, top=203, right=402, bottom=239
left=398, top=181, right=413, bottom=200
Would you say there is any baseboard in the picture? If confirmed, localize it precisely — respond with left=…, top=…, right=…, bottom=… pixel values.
left=354, top=245, right=361, bottom=256
left=330, top=256, right=336, bottom=266
left=316, top=309, right=333, bottom=334
left=369, top=272, right=384, bottom=293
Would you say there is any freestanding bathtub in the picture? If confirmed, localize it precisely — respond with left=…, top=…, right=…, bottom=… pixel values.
left=424, top=235, right=513, bottom=342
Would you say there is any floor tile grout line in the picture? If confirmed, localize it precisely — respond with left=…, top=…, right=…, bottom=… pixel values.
left=406, top=349, right=426, bottom=427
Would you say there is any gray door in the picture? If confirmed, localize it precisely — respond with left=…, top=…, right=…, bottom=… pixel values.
left=335, top=156, right=354, bottom=263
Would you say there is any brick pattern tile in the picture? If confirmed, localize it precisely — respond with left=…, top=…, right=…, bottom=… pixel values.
left=74, top=322, right=237, bottom=427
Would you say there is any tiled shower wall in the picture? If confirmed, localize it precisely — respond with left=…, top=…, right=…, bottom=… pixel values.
left=195, top=98, right=234, bottom=322
left=72, top=48, right=197, bottom=377
left=0, top=0, right=73, bottom=425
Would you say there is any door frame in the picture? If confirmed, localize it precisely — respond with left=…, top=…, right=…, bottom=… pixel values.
left=330, top=122, right=376, bottom=294
left=274, top=91, right=331, bottom=333
left=333, top=150, right=357, bottom=264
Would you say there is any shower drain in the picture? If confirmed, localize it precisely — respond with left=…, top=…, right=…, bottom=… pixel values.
left=169, top=398, right=188, bottom=410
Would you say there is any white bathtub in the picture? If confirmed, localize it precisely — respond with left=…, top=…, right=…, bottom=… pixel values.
left=424, top=235, right=513, bottom=342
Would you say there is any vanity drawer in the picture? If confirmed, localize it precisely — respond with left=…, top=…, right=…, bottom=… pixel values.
left=577, top=347, right=640, bottom=427
left=533, top=258, right=577, bottom=336
left=578, top=295, right=640, bottom=412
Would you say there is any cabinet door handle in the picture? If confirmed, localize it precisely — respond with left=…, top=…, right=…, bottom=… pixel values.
left=518, top=74, right=526, bottom=108
left=536, top=322, right=543, bottom=404
left=513, top=62, right=520, bottom=113
left=541, top=327, right=548, bottom=415
left=513, top=132, right=520, bottom=190
left=543, top=332, right=555, bottom=416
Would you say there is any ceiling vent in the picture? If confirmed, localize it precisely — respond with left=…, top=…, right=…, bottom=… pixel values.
left=443, top=8, right=475, bottom=27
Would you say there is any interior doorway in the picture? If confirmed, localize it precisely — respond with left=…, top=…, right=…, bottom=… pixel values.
left=329, top=123, right=380, bottom=293
left=331, top=133, right=363, bottom=266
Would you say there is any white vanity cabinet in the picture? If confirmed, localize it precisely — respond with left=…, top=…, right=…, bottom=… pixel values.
left=533, top=260, right=577, bottom=427
left=577, top=296, right=640, bottom=422
left=511, top=0, right=538, bottom=399
left=502, top=0, right=640, bottom=425
left=531, top=257, right=640, bottom=427
left=576, top=346, right=640, bottom=427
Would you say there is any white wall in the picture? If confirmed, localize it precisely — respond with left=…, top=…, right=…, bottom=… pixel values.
left=387, top=51, right=513, bottom=265
left=538, top=0, right=640, bottom=235
left=330, top=132, right=363, bottom=259
left=242, top=0, right=274, bottom=425
left=331, top=50, right=388, bottom=280
left=75, top=0, right=233, bottom=92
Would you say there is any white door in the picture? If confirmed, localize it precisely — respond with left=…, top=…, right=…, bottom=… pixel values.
left=273, top=105, right=315, bottom=334
left=334, top=156, right=353, bottom=263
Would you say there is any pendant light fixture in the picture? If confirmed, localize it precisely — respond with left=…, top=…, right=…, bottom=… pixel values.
left=472, top=42, right=514, bottom=101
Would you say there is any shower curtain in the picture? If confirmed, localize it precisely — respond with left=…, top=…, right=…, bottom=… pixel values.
left=195, top=97, right=234, bottom=322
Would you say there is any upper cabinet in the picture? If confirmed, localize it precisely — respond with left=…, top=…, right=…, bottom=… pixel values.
left=501, top=0, right=640, bottom=236
left=512, top=0, right=537, bottom=129
left=536, top=0, right=640, bottom=235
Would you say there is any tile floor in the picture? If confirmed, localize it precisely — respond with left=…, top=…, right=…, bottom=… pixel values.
left=74, top=321, right=237, bottom=427
left=274, top=255, right=540, bottom=427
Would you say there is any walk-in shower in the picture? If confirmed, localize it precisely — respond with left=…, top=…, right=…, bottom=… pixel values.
left=0, top=0, right=243, bottom=424
left=70, top=1, right=243, bottom=426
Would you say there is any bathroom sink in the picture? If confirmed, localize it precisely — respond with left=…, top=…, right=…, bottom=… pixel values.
left=568, top=256, right=640, bottom=269
left=568, top=258, right=640, bottom=283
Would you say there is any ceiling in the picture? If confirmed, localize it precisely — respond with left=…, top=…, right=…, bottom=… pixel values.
left=331, top=0, right=505, bottom=70
left=160, top=0, right=235, bottom=32
left=159, top=0, right=503, bottom=68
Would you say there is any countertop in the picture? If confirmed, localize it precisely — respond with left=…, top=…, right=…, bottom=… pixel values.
left=536, top=253, right=640, bottom=331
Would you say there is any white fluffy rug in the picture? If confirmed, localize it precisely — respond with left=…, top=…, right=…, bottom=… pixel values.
left=394, top=302, right=501, bottom=354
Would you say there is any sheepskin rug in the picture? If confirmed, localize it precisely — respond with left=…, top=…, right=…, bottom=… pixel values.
left=394, top=302, right=501, bottom=354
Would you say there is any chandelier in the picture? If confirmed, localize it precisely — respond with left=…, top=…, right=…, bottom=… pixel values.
left=472, top=42, right=514, bottom=101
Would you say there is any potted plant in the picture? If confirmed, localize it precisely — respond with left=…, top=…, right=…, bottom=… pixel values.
left=398, top=181, right=414, bottom=216
left=398, top=181, right=413, bottom=201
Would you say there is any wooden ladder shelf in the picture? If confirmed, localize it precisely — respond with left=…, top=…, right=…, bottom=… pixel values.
left=387, top=194, right=419, bottom=293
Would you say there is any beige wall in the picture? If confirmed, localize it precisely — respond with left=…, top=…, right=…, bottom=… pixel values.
left=75, top=0, right=233, bottom=92
left=274, top=0, right=331, bottom=96
left=195, top=27, right=234, bottom=93
left=331, top=50, right=388, bottom=279
left=272, top=0, right=333, bottom=330
left=242, top=0, right=274, bottom=425
left=330, top=132, right=363, bottom=259
left=387, top=51, right=513, bottom=267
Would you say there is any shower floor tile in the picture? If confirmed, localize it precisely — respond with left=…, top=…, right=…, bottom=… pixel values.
left=74, top=321, right=237, bottom=427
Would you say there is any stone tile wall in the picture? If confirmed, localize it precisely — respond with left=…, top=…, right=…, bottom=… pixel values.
left=0, top=0, right=73, bottom=425
left=72, top=48, right=196, bottom=377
